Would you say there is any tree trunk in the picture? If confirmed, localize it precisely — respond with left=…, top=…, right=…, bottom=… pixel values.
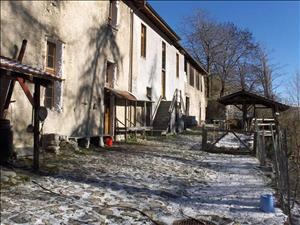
left=220, top=80, right=225, bottom=97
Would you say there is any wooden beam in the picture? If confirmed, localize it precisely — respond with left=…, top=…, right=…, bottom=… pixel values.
left=208, top=131, right=229, bottom=150
left=231, top=131, right=251, bottom=151
left=33, top=82, right=40, bottom=171
left=114, top=95, right=117, bottom=141
left=134, top=101, right=137, bottom=126
left=144, top=102, right=147, bottom=126
left=233, top=104, right=242, bottom=111
left=16, top=77, right=34, bottom=105
left=247, top=104, right=253, bottom=111
left=134, top=101, right=137, bottom=138
left=3, top=40, right=28, bottom=118
left=242, top=104, right=247, bottom=130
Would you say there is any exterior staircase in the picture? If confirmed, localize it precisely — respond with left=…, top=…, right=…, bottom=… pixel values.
left=151, top=89, right=185, bottom=135
left=152, top=101, right=172, bottom=133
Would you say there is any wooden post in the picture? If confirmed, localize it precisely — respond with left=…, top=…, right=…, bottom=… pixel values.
left=134, top=101, right=137, bottom=138
left=253, top=131, right=257, bottom=156
left=134, top=101, right=137, bottom=126
left=124, top=99, right=127, bottom=141
left=202, top=125, right=207, bottom=150
left=143, top=102, right=147, bottom=126
left=3, top=40, right=28, bottom=118
left=242, top=104, right=247, bottom=130
left=143, top=101, right=147, bottom=139
left=114, top=95, right=117, bottom=141
left=33, top=82, right=40, bottom=171
left=129, top=105, right=132, bottom=127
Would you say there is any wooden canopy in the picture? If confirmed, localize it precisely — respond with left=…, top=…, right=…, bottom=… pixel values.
left=0, top=53, right=62, bottom=171
left=0, top=56, right=62, bottom=87
left=218, top=90, right=290, bottom=112
left=105, top=87, right=137, bottom=102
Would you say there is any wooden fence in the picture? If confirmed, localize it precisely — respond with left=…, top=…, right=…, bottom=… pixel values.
left=255, top=123, right=292, bottom=222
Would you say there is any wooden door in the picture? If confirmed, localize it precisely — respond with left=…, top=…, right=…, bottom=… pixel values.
left=104, top=95, right=111, bottom=135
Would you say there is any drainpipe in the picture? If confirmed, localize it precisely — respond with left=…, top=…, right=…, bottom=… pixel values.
left=128, top=9, right=134, bottom=92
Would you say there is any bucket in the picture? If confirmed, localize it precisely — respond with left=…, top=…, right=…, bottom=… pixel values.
left=260, top=194, right=274, bottom=213
left=0, top=119, right=13, bottom=164
left=105, top=136, right=113, bottom=147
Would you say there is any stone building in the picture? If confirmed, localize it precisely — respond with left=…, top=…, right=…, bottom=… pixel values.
left=0, top=0, right=207, bottom=148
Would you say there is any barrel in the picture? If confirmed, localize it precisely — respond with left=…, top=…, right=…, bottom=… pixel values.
left=0, top=119, right=13, bottom=164
left=260, top=194, right=274, bottom=213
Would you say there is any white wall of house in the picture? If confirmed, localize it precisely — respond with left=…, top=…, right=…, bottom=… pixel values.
left=185, top=63, right=207, bottom=124
left=130, top=10, right=186, bottom=109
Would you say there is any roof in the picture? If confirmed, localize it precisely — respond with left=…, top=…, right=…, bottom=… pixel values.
left=105, top=87, right=137, bottom=101
left=0, top=56, right=62, bottom=86
left=144, top=2, right=181, bottom=41
left=218, top=90, right=290, bottom=112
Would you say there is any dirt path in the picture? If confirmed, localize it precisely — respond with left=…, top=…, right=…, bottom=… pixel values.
left=1, top=135, right=287, bottom=224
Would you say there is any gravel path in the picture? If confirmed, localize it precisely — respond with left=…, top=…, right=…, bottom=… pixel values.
left=0, top=134, right=287, bottom=225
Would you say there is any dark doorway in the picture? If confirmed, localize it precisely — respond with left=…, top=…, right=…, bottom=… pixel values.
left=186, top=96, right=190, bottom=116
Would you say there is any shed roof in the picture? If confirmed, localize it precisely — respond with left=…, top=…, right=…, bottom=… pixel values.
left=0, top=56, right=62, bottom=86
left=105, top=87, right=137, bottom=101
left=218, top=90, right=290, bottom=112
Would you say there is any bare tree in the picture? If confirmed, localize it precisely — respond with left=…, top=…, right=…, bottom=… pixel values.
left=213, top=23, right=257, bottom=97
left=181, top=10, right=224, bottom=74
left=251, top=46, right=285, bottom=99
left=180, top=10, right=227, bottom=98
left=181, top=11, right=258, bottom=97
left=287, top=70, right=300, bottom=108
left=232, top=61, right=261, bottom=92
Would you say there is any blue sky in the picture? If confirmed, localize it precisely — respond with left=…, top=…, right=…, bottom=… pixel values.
left=149, top=0, right=300, bottom=97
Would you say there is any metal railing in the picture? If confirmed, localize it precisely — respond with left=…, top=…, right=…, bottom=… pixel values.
left=150, top=95, right=163, bottom=125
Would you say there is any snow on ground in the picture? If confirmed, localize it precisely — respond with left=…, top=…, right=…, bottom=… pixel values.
left=1, top=134, right=287, bottom=225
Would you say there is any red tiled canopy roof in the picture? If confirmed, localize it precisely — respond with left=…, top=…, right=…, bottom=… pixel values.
left=0, top=56, right=62, bottom=83
left=105, top=87, right=137, bottom=101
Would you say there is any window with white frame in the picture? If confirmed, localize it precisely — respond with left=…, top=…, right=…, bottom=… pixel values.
left=44, top=39, right=63, bottom=112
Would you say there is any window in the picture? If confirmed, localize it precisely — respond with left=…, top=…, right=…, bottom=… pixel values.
left=196, top=72, right=200, bottom=90
left=176, top=53, right=179, bottom=78
left=184, top=57, right=187, bottom=73
left=44, top=82, right=54, bottom=108
left=141, top=24, right=147, bottom=57
left=161, top=42, right=166, bottom=98
left=162, top=42, right=166, bottom=70
left=108, top=0, right=118, bottom=28
left=186, top=96, right=190, bottom=116
left=44, top=40, right=63, bottom=111
left=189, top=66, right=194, bottom=87
left=46, top=41, right=56, bottom=73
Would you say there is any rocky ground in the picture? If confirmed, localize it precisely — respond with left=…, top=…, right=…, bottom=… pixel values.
left=1, top=134, right=288, bottom=225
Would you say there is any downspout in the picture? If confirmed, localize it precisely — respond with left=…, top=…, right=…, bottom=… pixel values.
left=129, top=9, right=134, bottom=93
